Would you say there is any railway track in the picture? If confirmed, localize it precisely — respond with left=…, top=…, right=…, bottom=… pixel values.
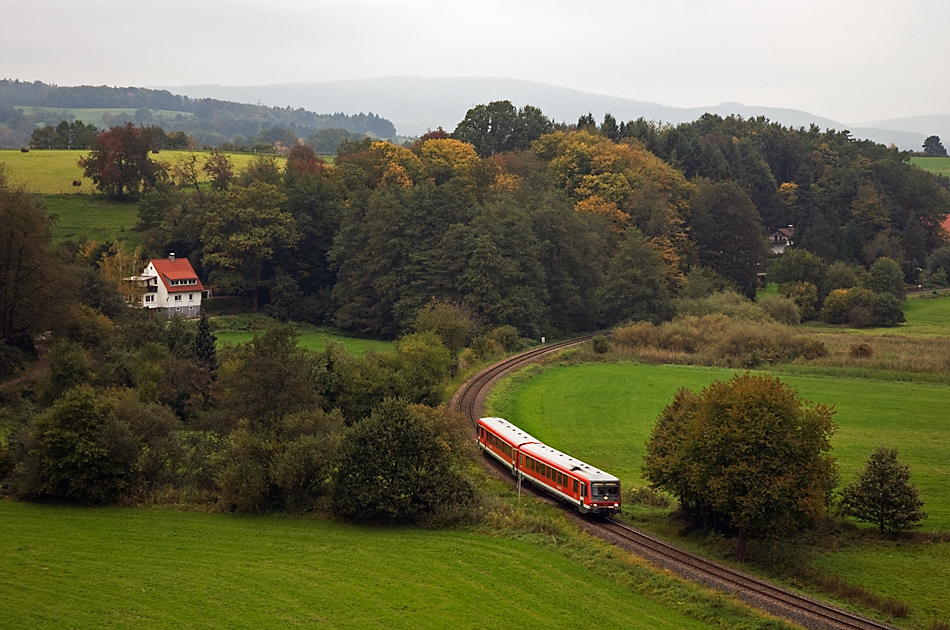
left=452, top=336, right=898, bottom=630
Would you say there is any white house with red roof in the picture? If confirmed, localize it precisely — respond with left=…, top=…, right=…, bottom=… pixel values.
left=136, top=253, right=205, bottom=318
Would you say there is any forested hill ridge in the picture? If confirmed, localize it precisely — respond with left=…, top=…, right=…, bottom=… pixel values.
left=0, top=79, right=396, bottom=148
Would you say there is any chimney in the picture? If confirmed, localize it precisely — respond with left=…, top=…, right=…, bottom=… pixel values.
left=169, top=252, right=175, bottom=262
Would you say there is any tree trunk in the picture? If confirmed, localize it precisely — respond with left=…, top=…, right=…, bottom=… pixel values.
left=735, top=527, right=747, bottom=563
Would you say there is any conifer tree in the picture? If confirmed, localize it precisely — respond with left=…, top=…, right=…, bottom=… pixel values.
left=840, top=445, right=927, bottom=534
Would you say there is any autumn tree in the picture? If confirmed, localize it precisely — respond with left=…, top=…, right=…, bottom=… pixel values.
left=78, top=123, right=167, bottom=199
left=839, top=445, right=927, bottom=534
left=643, top=373, right=837, bottom=561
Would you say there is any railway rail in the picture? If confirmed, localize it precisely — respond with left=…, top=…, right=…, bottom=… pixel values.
left=451, top=336, right=898, bottom=630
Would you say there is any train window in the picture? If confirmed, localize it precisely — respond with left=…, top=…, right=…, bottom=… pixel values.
left=557, top=471, right=563, bottom=485
left=581, top=483, right=587, bottom=498
left=592, top=483, right=620, bottom=500
left=573, top=479, right=578, bottom=492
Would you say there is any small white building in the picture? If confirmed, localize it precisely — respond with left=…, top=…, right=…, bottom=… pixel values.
left=135, top=253, right=206, bottom=319
left=769, top=226, right=795, bottom=255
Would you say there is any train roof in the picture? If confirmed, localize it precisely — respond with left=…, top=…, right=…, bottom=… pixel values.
left=478, top=417, right=542, bottom=447
left=520, top=442, right=619, bottom=483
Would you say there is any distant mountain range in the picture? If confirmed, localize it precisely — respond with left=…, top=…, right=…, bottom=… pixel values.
left=160, top=77, right=948, bottom=151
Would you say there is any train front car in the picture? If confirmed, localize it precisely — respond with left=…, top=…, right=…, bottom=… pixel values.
left=586, top=471, right=622, bottom=516
left=519, top=442, right=622, bottom=516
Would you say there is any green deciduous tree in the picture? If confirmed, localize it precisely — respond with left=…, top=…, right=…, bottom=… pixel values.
left=643, top=373, right=837, bottom=560
left=15, top=386, right=137, bottom=504
left=840, top=445, right=927, bottom=534
left=595, top=227, right=673, bottom=325
left=689, top=179, right=769, bottom=298
left=331, top=399, right=473, bottom=524
left=0, top=167, right=66, bottom=360
left=201, top=182, right=298, bottom=309
left=864, top=256, right=906, bottom=301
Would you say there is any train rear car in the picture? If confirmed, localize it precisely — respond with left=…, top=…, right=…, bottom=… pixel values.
left=477, top=417, right=541, bottom=473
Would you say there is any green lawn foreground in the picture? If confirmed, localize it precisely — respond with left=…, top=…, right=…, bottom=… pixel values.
left=487, top=361, right=950, bottom=623
left=0, top=502, right=727, bottom=630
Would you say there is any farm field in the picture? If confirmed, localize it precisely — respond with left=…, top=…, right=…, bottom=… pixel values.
left=0, top=501, right=749, bottom=630
left=0, top=149, right=287, bottom=195
left=910, top=156, right=950, bottom=178
left=487, top=360, right=950, bottom=625
left=43, top=194, right=141, bottom=247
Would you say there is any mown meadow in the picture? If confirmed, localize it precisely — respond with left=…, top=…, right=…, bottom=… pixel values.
left=486, top=296, right=950, bottom=628
left=0, top=501, right=785, bottom=630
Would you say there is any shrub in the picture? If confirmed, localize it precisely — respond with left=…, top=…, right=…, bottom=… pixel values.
left=591, top=335, right=610, bottom=354
left=849, top=343, right=874, bottom=358
left=757, top=294, right=800, bottom=326
left=331, top=399, right=474, bottom=524
left=15, top=386, right=138, bottom=504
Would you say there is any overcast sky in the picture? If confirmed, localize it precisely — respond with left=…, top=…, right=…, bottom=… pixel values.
left=3, top=0, right=947, bottom=124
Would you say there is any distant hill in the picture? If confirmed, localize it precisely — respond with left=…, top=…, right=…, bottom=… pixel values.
left=161, top=76, right=938, bottom=150
left=0, top=79, right=396, bottom=148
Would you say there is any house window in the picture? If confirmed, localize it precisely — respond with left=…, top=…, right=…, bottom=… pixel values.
left=189, top=293, right=194, bottom=301
left=174, top=295, right=182, bottom=301
left=144, top=295, right=154, bottom=303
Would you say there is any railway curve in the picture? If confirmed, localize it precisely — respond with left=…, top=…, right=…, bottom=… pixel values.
left=451, top=337, right=898, bottom=630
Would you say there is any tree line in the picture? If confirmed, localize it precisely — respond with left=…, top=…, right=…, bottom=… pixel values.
left=0, top=79, right=396, bottom=149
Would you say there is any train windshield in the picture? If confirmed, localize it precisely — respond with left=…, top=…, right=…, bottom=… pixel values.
left=591, top=483, right=620, bottom=501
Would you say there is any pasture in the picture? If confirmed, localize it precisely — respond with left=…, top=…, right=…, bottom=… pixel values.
left=43, top=195, right=141, bottom=247
left=487, top=360, right=950, bottom=624
left=910, top=156, right=950, bottom=178
left=0, top=149, right=287, bottom=195
left=0, top=501, right=759, bottom=630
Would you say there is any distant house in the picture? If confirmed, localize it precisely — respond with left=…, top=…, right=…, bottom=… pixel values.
left=769, top=226, right=795, bottom=255
left=135, top=253, right=206, bottom=319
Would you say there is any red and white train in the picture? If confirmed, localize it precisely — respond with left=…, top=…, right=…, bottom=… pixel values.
left=477, top=416, right=621, bottom=515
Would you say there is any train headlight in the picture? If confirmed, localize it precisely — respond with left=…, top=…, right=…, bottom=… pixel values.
left=614, top=503, right=619, bottom=507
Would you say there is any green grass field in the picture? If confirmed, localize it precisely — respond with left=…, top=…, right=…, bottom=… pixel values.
left=910, top=156, right=950, bottom=178
left=43, top=194, right=141, bottom=247
left=489, top=362, right=950, bottom=530
left=0, top=149, right=286, bottom=195
left=216, top=328, right=394, bottom=356
left=487, top=360, right=950, bottom=624
left=0, top=501, right=753, bottom=630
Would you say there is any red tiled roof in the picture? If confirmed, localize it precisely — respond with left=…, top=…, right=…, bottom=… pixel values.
left=150, top=258, right=204, bottom=293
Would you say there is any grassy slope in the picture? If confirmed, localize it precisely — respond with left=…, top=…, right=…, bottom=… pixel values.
left=489, top=362, right=950, bottom=624
left=490, top=362, right=950, bottom=530
left=0, top=502, right=729, bottom=630
left=0, top=149, right=292, bottom=247
left=909, top=156, right=950, bottom=178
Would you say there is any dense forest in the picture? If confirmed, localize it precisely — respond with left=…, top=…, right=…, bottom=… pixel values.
left=128, top=102, right=949, bottom=339
left=0, top=79, right=396, bottom=148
